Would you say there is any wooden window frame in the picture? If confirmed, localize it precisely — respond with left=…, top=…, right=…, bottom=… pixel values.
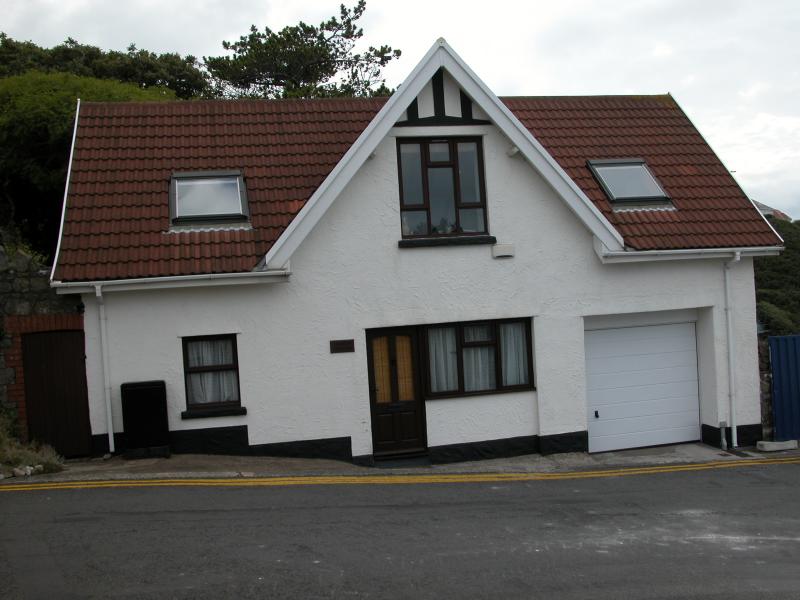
left=396, top=137, right=488, bottom=238
left=422, top=318, right=535, bottom=400
left=181, top=333, right=243, bottom=414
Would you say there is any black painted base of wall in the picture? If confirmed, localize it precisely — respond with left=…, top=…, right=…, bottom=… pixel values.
left=539, top=431, right=588, bottom=455
left=428, top=434, right=540, bottom=464
left=425, top=430, right=587, bottom=464
left=91, top=427, right=590, bottom=465
left=92, top=427, right=352, bottom=462
left=701, top=423, right=762, bottom=448
left=250, top=436, right=352, bottom=461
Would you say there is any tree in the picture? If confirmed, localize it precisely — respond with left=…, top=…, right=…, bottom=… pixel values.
left=754, top=218, right=800, bottom=334
left=0, top=33, right=209, bottom=99
left=204, top=1, right=400, bottom=98
left=0, top=72, right=175, bottom=258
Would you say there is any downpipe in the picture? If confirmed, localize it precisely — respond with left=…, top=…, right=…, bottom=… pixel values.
left=723, top=251, right=741, bottom=448
left=95, top=284, right=115, bottom=453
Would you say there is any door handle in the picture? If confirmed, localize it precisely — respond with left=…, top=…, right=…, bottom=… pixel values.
left=594, top=410, right=599, bottom=419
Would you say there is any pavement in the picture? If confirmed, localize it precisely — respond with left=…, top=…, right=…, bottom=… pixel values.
left=2, top=453, right=800, bottom=599
left=3, top=441, right=799, bottom=486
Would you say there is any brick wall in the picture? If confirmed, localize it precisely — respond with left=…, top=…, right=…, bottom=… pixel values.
left=1, top=244, right=83, bottom=441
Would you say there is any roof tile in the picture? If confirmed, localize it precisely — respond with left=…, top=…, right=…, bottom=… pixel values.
left=54, top=95, right=781, bottom=282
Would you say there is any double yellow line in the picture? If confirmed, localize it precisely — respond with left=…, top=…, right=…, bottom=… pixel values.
left=1, top=456, right=798, bottom=493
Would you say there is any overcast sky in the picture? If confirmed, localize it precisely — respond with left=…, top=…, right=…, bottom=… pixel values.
left=6, top=0, right=799, bottom=218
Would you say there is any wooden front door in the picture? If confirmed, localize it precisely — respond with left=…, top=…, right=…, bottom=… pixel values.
left=367, top=330, right=427, bottom=457
left=22, top=330, right=91, bottom=457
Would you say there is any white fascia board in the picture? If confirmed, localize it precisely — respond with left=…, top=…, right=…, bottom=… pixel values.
left=438, top=44, right=625, bottom=252
left=260, top=41, right=446, bottom=270
left=50, top=98, right=81, bottom=282
left=51, top=269, right=290, bottom=294
left=593, top=236, right=783, bottom=263
left=261, top=38, right=625, bottom=270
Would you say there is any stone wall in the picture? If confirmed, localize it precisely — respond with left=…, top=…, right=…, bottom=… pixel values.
left=758, top=335, right=774, bottom=441
left=1, top=244, right=83, bottom=440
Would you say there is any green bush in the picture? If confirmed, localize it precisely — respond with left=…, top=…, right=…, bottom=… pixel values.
left=0, top=406, right=63, bottom=474
left=755, top=218, right=800, bottom=335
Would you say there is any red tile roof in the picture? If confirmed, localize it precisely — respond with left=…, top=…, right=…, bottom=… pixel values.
left=53, top=95, right=781, bottom=282
left=503, top=95, right=781, bottom=251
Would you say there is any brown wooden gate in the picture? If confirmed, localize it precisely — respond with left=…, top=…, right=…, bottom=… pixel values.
left=22, top=330, right=91, bottom=457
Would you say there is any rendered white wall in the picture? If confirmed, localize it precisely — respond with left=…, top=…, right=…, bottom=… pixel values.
left=81, top=121, right=764, bottom=456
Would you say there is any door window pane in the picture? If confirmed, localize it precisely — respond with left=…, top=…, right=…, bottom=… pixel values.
left=500, top=322, right=529, bottom=386
left=400, top=144, right=424, bottom=205
left=463, top=347, right=496, bottom=391
left=457, top=142, right=481, bottom=204
left=428, top=327, right=458, bottom=392
left=395, top=335, right=415, bottom=402
left=372, top=337, right=392, bottom=404
left=401, top=210, right=428, bottom=236
left=428, top=168, right=456, bottom=234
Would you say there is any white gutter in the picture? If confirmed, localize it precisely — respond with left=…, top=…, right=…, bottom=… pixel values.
left=595, top=237, right=783, bottom=263
left=723, top=251, right=742, bottom=448
left=94, top=285, right=115, bottom=453
left=50, top=98, right=81, bottom=282
left=51, top=269, right=290, bottom=294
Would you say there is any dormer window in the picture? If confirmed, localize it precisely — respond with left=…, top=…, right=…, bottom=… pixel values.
left=397, top=138, right=487, bottom=237
left=588, top=159, right=670, bottom=205
left=170, top=171, right=249, bottom=224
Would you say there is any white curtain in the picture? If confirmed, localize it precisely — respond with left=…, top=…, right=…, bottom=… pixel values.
left=186, top=339, right=239, bottom=404
left=463, top=346, right=496, bottom=391
left=428, top=327, right=458, bottom=392
left=500, top=323, right=529, bottom=386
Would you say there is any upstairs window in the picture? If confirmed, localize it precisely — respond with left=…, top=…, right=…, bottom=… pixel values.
left=588, top=159, right=669, bottom=205
left=397, top=138, right=487, bottom=237
left=170, top=171, right=249, bottom=223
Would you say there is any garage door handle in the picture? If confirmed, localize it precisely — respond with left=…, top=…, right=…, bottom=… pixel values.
left=594, top=410, right=599, bottom=419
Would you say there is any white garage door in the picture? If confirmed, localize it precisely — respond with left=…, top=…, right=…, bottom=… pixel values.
left=585, top=322, right=701, bottom=453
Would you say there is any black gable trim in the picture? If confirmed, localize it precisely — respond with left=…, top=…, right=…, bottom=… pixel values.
left=406, top=98, right=419, bottom=122
left=394, top=116, right=491, bottom=127
left=432, top=68, right=445, bottom=117
left=460, top=90, right=473, bottom=121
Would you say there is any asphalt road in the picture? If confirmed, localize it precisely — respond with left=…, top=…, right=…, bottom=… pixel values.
left=1, top=462, right=799, bottom=599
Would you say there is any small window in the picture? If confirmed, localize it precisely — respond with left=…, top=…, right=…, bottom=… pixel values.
left=182, top=334, right=241, bottom=411
left=425, top=319, right=533, bottom=398
left=397, top=138, right=487, bottom=237
left=588, top=160, right=669, bottom=204
left=170, top=171, right=248, bottom=223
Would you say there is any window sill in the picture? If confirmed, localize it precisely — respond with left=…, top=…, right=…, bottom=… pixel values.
left=398, top=235, right=497, bottom=248
left=181, top=406, right=247, bottom=420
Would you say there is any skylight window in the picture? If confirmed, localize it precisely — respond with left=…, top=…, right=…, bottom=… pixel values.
left=170, top=171, right=249, bottom=223
left=588, top=160, right=669, bottom=204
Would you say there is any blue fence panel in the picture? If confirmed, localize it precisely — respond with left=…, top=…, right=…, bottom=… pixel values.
left=769, top=335, right=800, bottom=441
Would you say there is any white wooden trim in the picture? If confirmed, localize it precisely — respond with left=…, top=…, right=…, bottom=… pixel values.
left=50, top=98, right=81, bottom=282
left=261, top=39, right=625, bottom=269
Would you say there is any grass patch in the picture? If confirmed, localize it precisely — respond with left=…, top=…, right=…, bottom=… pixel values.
left=0, top=405, right=63, bottom=474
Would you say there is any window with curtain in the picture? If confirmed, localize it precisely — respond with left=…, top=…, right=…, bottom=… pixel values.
left=182, top=334, right=241, bottom=409
left=426, top=319, right=533, bottom=397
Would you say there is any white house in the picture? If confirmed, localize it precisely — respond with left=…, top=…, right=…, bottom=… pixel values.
left=51, top=40, right=783, bottom=463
